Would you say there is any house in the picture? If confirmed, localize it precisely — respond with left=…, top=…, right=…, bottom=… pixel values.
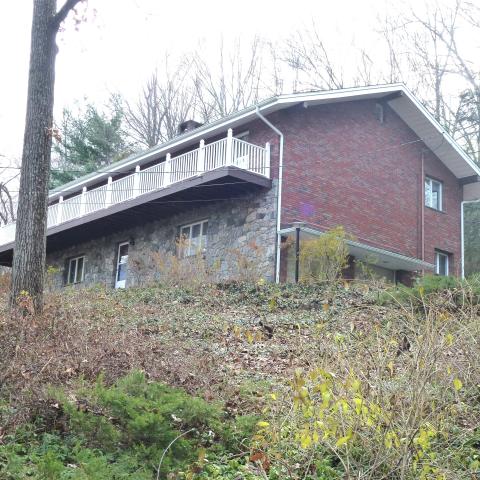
left=0, top=84, right=479, bottom=287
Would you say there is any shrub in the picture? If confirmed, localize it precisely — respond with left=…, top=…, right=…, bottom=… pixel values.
left=299, top=226, right=350, bottom=284
left=378, top=274, right=480, bottom=307
left=254, top=288, right=480, bottom=479
left=0, top=371, right=230, bottom=478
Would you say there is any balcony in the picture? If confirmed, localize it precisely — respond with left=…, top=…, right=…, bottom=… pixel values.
left=0, top=130, right=271, bottom=249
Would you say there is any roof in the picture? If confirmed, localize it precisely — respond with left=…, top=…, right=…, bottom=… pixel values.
left=279, top=225, right=434, bottom=272
left=49, top=83, right=480, bottom=201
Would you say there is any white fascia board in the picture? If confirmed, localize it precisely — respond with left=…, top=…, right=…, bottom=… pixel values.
left=276, top=83, right=405, bottom=105
left=48, top=85, right=404, bottom=200
left=394, top=87, right=480, bottom=178
left=49, top=83, right=477, bottom=200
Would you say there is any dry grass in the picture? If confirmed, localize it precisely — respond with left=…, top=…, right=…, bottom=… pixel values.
left=0, top=281, right=374, bottom=426
left=0, top=276, right=479, bottom=478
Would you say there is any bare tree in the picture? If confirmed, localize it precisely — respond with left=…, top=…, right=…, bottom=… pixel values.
left=280, top=24, right=345, bottom=91
left=0, top=183, right=16, bottom=226
left=122, top=58, right=197, bottom=148
left=121, top=73, right=164, bottom=148
left=11, top=0, right=85, bottom=313
left=192, top=36, right=265, bottom=119
left=124, top=38, right=268, bottom=146
left=383, top=0, right=480, bottom=162
left=417, top=1, right=480, bottom=162
left=284, top=2, right=480, bottom=162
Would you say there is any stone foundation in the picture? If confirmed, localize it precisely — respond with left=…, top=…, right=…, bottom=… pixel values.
left=46, top=185, right=277, bottom=289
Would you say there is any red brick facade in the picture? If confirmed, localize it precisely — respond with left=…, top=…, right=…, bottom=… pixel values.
left=241, top=99, right=462, bottom=274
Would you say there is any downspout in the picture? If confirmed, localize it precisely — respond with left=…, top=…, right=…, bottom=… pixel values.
left=461, top=198, right=480, bottom=278
left=421, top=151, right=425, bottom=263
left=255, top=106, right=284, bottom=283
left=421, top=151, right=425, bottom=275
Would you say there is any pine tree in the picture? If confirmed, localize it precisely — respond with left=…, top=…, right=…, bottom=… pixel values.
left=51, top=98, right=132, bottom=189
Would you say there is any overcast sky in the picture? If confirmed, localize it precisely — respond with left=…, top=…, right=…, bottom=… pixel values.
left=0, top=0, right=396, bottom=173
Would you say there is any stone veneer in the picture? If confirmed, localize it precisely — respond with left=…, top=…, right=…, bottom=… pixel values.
left=46, top=183, right=277, bottom=289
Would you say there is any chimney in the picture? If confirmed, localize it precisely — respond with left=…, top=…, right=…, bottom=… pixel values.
left=177, top=119, right=203, bottom=135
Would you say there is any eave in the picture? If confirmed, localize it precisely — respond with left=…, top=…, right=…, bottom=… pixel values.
left=48, top=83, right=480, bottom=201
left=0, top=168, right=271, bottom=265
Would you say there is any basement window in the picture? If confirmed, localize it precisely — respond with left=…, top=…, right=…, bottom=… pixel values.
left=425, top=177, right=443, bottom=211
left=178, top=220, right=208, bottom=258
left=67, top=255, right=85, bottom=284
left=435, top=251, right=449, bottom=276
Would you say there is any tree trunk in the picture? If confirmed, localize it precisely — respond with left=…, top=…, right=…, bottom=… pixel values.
left=10, top=0, right=58, bottom=312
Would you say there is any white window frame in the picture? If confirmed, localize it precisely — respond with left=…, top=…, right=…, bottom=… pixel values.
left=178, top=220, right=208, bottom=258
left=425, top=177, right=443, bottom=211
left=115, top=241, right=129, bottom=289
left=67, top=255, right=85, bottom=284
left=435, top=251, right=449, bottom=276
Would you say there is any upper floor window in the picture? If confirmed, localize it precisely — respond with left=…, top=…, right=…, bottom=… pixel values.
left=178, top=220, right=208, bottom=258
left=435, top=250, right=449, bottom=276
left=67, top=255, right=85, bottom=284
left=425, top=177, right=443, bottom=211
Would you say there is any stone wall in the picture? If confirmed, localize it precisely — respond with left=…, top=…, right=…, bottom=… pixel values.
left=46, top=184, right=277, bottom=289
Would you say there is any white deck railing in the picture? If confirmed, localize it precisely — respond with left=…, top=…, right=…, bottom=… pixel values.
left=0, top=130, right=270, bottom=246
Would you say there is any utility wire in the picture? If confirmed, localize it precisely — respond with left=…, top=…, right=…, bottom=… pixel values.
left=0, top=131, right=463, bottom=197
left=0, top=133, right=458, bottom=176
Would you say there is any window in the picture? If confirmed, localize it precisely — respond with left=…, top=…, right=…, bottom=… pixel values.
left=435, top=251, right=449, bottom=276
left=178, top=220, right=208, bottom=258
left=67, top=256, right=85, bottom=284
left=115, top=242, right=129, bottom=289
left=425, top=177, right=443, bottom=211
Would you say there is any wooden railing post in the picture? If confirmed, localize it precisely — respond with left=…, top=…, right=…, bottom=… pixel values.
left=265, top=142, right=271, bottom=178
left=105, top=176, right=112, bottom=207
left=80, top=187, right=87, bottom=216
left=164, top=154, right=171, bottom=185
left=198, top=139, right=205, bottom=174
left=57, top=196, right=63, bottom=225
left=133, top=165, right=141, bottom=198
left=225, top=128, right=233, bottom=166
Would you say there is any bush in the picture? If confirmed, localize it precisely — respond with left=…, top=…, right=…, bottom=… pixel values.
left=378, top=274, right=480, bottom=306
left=0, top=371, right=230, bottom=478
left=253, top=288, right=480, bottom=479
left=299, top=226, right=350, bottom=284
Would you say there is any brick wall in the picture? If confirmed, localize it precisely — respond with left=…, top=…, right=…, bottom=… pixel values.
left=245, top=100, right=462, bottom=274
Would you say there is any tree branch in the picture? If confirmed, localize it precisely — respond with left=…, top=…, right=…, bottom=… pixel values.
left=51, top=0, right=84, bottom=31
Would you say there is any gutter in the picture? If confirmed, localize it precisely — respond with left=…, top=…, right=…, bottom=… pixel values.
left=255, top=106, right=284, bottom=283
left=461, top=198, right=480, bottom=278
left=48, top=84, right=409, bottom=201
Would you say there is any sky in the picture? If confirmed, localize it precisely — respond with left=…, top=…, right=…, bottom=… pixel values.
left=0, top=0, right=392, bottom=173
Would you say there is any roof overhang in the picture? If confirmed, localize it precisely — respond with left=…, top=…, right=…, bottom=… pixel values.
left=0, top=167, right=271, bottom=265
left=279, top=226, right=434, bottom=272
left=49, top=83, right=480, bottom=201
left=464, top=182, right=480, bottom=201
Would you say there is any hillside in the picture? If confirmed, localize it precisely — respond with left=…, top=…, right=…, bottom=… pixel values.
left=0, top=279, right=479, bottom=479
